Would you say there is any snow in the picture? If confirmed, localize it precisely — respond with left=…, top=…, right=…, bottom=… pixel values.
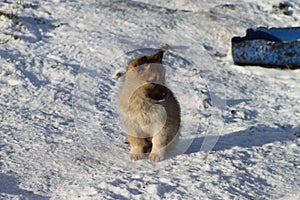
left=1, top=0, right=300, bottom=199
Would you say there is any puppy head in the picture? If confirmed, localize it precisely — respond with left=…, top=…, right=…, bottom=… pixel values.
left=127, top=51, right=164, bottom=71
left=126, top=51, right=165, bottom=85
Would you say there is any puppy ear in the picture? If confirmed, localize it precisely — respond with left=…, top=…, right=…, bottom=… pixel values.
left=147, top=51, right=164, bottom=64
left=147, top=83, right=168, bottom=101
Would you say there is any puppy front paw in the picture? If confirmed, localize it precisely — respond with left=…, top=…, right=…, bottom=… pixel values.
left=130, top=153, right=145, bottom=161
left=148, top=152, right=164, bottom=162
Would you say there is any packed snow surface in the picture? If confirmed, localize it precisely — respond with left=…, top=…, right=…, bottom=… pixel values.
left=0, top=0, right=299, bottom=199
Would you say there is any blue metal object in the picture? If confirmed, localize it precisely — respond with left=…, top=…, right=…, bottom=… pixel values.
left=232, top=27, right=300, bottom=69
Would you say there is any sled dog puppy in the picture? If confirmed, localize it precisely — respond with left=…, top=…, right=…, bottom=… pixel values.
left=118, top=51, right=180, bottom=162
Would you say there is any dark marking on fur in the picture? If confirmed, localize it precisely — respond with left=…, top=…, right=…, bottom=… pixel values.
left=147, top=84, right=168, bottom=101
left=140, top=56, right=149, bottom=64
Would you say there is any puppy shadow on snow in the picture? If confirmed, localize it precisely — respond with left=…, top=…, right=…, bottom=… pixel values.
left=14, top=16, right=60, bottom=43
left=185, top=124, right=299, bottom=154
left=0, top=173, right=50, bottom=199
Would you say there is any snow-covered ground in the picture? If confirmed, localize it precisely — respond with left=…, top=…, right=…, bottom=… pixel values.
left=1, top=0, right=300, bottom=199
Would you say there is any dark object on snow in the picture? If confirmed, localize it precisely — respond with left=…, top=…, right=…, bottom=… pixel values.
left=272, top=2, right=293, bottom=16
left=231, top=27, right=300, bottom=69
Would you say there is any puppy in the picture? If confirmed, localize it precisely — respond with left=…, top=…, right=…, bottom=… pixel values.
left=118, top=51, right=180, bottom=162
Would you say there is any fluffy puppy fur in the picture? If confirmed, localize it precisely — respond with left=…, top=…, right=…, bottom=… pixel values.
left=118, top=51, right=180, bottom=162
